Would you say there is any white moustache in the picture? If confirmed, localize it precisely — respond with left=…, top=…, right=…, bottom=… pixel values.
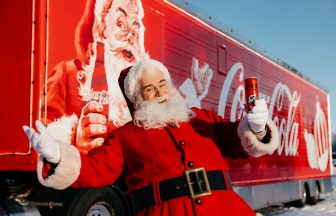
left=106, top=38, right=148, bottom=61
left=154, top=95, right=169, bottom=104
left=108, top=40, right=139, bottom=57
left=133, top=88, right=193, bottom=129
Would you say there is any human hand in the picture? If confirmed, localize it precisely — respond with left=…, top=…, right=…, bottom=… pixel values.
left=76, top=101, right=107, bottom=153
left=191, top=58, right=213, bottom=96
left=22, top=120, right=61, bottom=164
left=246, top=99, right=268, bottom=133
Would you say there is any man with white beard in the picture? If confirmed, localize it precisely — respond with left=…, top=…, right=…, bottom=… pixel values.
left=45, top=0, right=148, bottom=153
left=24, top=59, right=279, bottom=215
left=132, top=81, right=192, bottom=129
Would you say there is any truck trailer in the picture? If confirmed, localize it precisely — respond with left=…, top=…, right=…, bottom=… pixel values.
left=0, top=0, right=333, bottom=215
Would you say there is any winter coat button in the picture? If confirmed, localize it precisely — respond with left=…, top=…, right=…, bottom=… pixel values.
left=188, top=161, right=194, bottom=167
left=179, top=140, right=185, bottom=145
left=195, top=198, right=202, bottom=205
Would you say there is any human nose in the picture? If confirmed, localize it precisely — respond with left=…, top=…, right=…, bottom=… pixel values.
left=125, top=31, right=134, bottom=44
left=155, top=87, right=164, bottom=97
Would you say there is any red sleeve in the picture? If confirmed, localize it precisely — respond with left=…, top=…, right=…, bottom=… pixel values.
left=44, top=61, right=68, bottom=123
left=195, top=108, right=249, bottom=159
left=71, top=133, right=124, bottom=188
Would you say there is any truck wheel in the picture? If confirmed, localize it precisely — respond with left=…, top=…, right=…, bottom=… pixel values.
left=308, top=183, right=320, bottom=205
left=66, top=187, right=128, bottom=216
left=294, top=184, right=308, bottom=207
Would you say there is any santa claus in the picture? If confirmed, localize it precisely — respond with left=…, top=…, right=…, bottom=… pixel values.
left=25, top=59, right=279, bottom=215
left=45, top=0, right=148, bottom=153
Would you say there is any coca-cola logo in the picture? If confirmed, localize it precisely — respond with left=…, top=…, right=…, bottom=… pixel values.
left=90, top=89, right=110, bottom=104
left=217, top=62, right=305, bottom=158
left=218, top=62, right=245, bottom=122
left=181, top=60, right=330, bottom=171
left=269, top=83, right=300, bottom=156
left=217, top=62, right=330, bottom=170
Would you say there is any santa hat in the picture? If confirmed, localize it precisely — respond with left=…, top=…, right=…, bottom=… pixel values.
left=118, top=66, right=135, bottom=113
left=122, top=59, right=171, bottom=103
left=74, top=0, right=96, bottom=63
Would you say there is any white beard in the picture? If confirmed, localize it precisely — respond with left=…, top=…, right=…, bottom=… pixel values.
left=105, top=51, right=132, bottom=80
left=78, top=41, right=133, bottom=101
left=133, top=88, right=194, bottom=129
left=78, top=42, right=135, bottom=126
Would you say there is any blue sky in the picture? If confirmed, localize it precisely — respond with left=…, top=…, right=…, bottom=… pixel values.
left=185, top=0, right=336, bottom=134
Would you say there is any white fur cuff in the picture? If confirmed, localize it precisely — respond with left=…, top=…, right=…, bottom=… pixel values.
left=237, top=116, right=279, bottom=157
left=37, top=141, right=81, bottom=190
left=47, top=114, right=78, bottom=144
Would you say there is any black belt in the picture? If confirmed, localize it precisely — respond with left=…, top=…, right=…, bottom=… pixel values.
left=130, top=168, right=232, bottom=212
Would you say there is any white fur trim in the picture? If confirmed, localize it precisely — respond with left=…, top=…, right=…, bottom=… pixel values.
left=124, top=59, right=171, bottom=103
left=37, top=141, right=81, bottom=190
left=237, top=116, right=279, bottom=157
left=47, top=114, right=78, bottom=144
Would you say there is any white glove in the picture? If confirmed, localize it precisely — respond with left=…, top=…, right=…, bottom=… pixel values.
left=246, top=99, right=268, bottom=133
left=22, top=120, right=61, bottom=164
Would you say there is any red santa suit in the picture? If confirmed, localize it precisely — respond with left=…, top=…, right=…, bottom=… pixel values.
left=45, top=59, right=85, bottom=122
left=37, top=108, right=278, bottom=216
left=44, top=58, right=95, bottom=144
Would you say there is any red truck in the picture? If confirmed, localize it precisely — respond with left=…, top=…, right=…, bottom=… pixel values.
left=0, top=0, right=333, bottom=215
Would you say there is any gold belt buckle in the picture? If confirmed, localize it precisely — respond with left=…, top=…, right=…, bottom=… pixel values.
left=184, top=167, right=212, bottom=198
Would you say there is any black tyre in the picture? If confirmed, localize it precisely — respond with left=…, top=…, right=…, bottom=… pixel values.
left=293, top=184, right=308, bottom=207
left=308, top=183, right=320, bottom=205
left=66, top=187, right=128, bottom=216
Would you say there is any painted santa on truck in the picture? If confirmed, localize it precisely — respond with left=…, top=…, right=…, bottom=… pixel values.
left=45, top=0, right=148, bottom=152
left=45, top=0, right=213, bottom=155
